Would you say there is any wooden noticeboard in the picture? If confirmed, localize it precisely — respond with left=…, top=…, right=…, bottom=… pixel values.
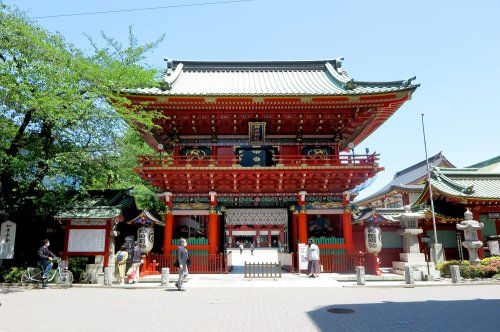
left=62, top=218, right=114, bottom=267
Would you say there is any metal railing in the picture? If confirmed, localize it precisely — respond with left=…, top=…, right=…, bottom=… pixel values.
left=244, top=262, right=282, bottom=279
left=140, top=153, right=379, bottom=168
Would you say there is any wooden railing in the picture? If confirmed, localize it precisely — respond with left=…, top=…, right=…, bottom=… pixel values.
left=244, top=262, right=282, bottom=279
left=320, top=253, right=365, bottom=273
left=148, top=253, right=225, bottom=274
left=140, top=153, right=379, bottom=168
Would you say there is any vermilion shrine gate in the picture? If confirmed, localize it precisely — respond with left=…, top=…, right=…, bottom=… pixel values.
left=122, top=59, right=418, bottom=272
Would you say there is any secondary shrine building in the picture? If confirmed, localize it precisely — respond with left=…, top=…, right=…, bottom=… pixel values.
left=122, top=59, right=418, bottom=263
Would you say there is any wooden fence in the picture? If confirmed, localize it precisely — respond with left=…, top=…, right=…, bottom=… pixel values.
left=244, top=262, right=282, bottom=279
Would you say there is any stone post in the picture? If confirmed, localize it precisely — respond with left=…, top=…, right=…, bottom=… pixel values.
left=450, top=265, right=461, bottom=283
left=103, top=267, right=112, bottom=286
left=161, top=267, right=170, bottom=286
left=356, top=266, right=366, bottom=285
left=404, top=265, right=415, bottom=284
left=456, top=210, right=484, bottom=265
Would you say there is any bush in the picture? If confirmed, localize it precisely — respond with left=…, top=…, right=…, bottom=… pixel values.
left=68, top=257, right=88, bottom=282
left=0, top=267, right=26, bottom=283
left=436, top=257, right=500, bottom=279
left=435, top=260, right=469, bottom=277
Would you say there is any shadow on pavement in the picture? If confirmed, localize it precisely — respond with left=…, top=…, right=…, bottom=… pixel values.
left=308, top=299, right=500, bottom=331
left=0, top=286, right=28, bottom=294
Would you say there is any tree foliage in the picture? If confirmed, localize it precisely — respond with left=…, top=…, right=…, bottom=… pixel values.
left=0, top=3, right=165, bottom=224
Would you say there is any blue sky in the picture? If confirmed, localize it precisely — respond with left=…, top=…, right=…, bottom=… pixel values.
left=6, top=0, right=500, bottom=198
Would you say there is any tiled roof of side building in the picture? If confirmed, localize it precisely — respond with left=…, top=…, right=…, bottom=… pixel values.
left=124, top=58, right=419, bottom=96
left=425, top=164, right=500, bottom=200
left=355, top=152, right=454, bottom=205
left=54, top=189, right=139, bottom=220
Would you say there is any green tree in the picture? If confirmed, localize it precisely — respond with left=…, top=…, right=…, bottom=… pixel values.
left=0, top=4, right=164, bottom=232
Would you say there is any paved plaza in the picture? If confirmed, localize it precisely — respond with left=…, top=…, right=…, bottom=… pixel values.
left=1, top=285, right=499, bottom=332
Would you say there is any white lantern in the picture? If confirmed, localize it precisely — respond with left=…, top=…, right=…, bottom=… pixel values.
left=137, top=226, right=154, bottom=253
left=364, top=224, right=382, bottom=254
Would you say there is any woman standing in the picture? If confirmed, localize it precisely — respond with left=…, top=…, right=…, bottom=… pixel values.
left=307, top=239, right=321, bottom=278
left=115, top=245, right=128, bottom=285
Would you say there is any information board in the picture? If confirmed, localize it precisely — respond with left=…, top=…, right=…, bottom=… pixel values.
left=68, top=229, right=106, bottom=253
left=297, top=243, right=309, bottom=271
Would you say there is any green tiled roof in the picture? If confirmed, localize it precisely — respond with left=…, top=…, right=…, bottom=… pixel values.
left=54, top=189, right=136, bottom=220
left=428, top=166, right=500, bottom=200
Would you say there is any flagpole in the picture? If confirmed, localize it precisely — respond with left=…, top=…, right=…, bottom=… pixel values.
left=421, top=114, right=438, bottom=245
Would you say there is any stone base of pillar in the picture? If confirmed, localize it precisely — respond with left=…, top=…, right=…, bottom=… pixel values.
left=392, top=261, right=440, bottom=281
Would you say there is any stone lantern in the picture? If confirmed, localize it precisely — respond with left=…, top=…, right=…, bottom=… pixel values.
left=392, top=206, right=439, bottom=280
left=456, top=210, right=484, bottom=265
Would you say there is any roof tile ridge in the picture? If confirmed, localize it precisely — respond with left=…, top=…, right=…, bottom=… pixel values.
left=433, top=169, right=471, bottom=193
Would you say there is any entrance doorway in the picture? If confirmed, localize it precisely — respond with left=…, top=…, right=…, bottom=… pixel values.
left=224, top=208, right=289, bottom=251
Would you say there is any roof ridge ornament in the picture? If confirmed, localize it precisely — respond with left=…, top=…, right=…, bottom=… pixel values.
left=403, top=76, right=417, bottom=87
left=345, top=79, right=357, bottom=90
left=334, top=57, right=344, bottom=74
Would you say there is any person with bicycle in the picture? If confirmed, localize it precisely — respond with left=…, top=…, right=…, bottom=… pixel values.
left=38, top=239, right=57, bottom=287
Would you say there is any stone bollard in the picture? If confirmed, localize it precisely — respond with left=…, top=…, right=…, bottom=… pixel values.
left=450, top=265, right=461, bottom=284
left=404, top=265, right=415, bottom=284
left=161, top=267, right=170, bottom=286
left=356, top=266, right=366, bottom=285
left=103, top=267, right=111, bottom=286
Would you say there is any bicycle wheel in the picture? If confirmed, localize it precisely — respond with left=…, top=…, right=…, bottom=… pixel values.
left=66, top=270, right=74, bottom=286
left=55, top=271, right=71, bottom=289
left=21, top=268, right=42, bottom=288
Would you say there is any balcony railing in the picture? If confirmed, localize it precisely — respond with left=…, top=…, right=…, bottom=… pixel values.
left=140, top=153, right=379, bottom=168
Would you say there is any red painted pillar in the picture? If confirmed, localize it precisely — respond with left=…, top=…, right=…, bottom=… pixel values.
left=292, top=214, right=298, bottom=251
left=162, top=192, right=173, bottom=255
left=103, top=219, right=112, bottom=267
left=267, top=225, right=272, bottom=246
left=62, top=221, right=70, bottom=262
left=342, top=194, right=354, bottom=253
left=298, top=191, right=308, bottom=244
left=208, top=191, right=218, bottom=254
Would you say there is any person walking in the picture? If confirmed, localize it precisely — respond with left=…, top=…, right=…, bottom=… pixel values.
left=307, top=239, right=321, bottom=278
left=250, top=242, right=254, bottom=256
left=239, top=243, right=244, bottom=255
left=175, top=238, right=189, bottom=291
left=130, top=241, right=142, bottom=284
left=115, top=245, right=128, bottom=285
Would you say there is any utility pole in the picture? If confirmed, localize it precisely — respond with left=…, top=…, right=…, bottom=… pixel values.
left=421, top=114, right=444, bottom=263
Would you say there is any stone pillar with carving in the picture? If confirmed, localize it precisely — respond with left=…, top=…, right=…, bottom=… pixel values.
left=457, top=209, right=484, bottom=265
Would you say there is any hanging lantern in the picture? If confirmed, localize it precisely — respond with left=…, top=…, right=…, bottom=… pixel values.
left=137, top=226, right=154, bottom=254
left=364, top=222, right=382, bottom=254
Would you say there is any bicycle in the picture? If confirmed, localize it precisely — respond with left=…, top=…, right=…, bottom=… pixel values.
left=21, top=258, right=73, bottom=289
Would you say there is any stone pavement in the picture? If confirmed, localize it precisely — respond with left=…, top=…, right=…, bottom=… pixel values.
left=1, top=285, right=499, bottom=331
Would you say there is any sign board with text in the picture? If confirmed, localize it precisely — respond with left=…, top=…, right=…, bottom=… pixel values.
left=0, top=221, right=16, bottom=259
left=68, top=229, right=106, bottom=253
left=298, top=243, right=309, bottom=271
